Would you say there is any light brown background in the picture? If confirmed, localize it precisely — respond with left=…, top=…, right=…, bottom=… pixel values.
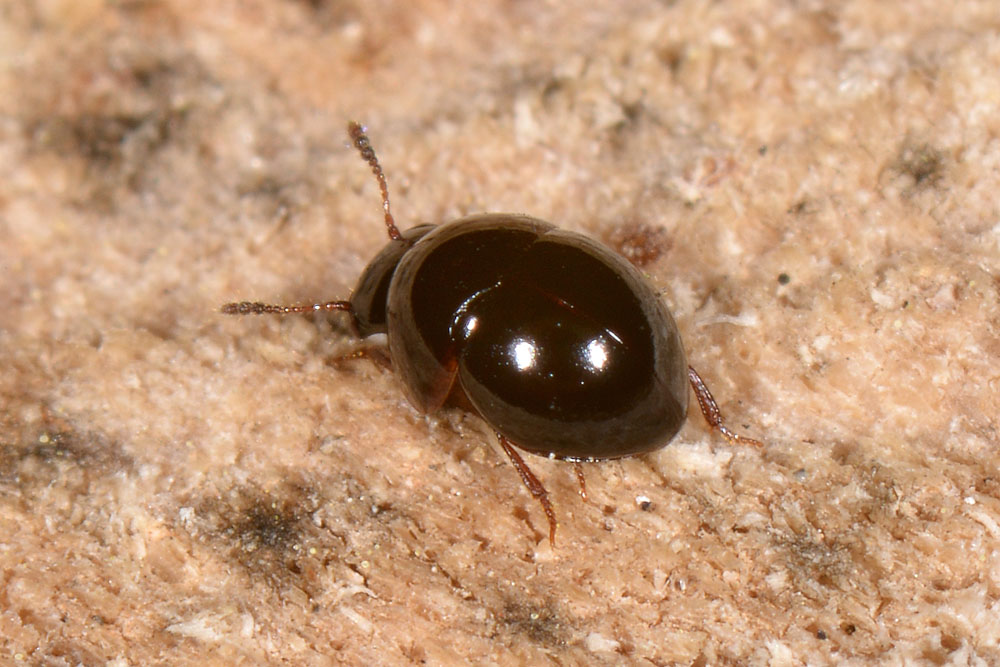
left=2, top=0, right=1000, bottom=664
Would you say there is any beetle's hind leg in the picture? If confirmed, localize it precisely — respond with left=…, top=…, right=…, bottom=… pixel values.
left=687, top=366, right=763, bottom=448
left=496, top=433, right=558, bottom=546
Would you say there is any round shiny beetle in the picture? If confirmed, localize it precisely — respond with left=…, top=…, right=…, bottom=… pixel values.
left=223, top=122, right=762, bottom=545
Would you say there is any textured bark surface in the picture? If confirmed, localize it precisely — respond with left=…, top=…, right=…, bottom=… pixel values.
left=2, top=1, right=999, bottom=664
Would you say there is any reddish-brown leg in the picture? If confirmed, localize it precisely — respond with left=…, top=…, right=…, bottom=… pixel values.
left=496, top=433, right=558, bottom=545
left=687, top=366, right=763, bottom=448
left=573, top=462, right=588, bottom=501
left=328, top=345, right=392, bottom=371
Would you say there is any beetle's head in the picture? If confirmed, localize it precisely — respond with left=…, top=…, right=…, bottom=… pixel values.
left=349, top=224, right=435, bottom=337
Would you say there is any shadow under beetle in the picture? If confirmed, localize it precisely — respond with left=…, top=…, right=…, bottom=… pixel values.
left=223, top=122, right=762, bottom=545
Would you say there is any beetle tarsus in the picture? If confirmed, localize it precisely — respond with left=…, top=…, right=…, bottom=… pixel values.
left=497, top=433, right=558, bottom=546
left=687, top=365, right=763, bottom=448
left=573, top=462, right=588, bottom=501
left=328, top=345, right=393, bottom=371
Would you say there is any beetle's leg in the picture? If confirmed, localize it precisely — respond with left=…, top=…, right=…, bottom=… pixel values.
left=687, top=366, right=763, bottom=448
left=496, top=433, right=558, bottom=546
left=328, top=345, right=392, bottom=371
left=573, top=462, right=588, bottom=501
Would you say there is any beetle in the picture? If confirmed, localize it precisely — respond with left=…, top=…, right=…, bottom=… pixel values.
left=223, top=122, right=761, bottom=544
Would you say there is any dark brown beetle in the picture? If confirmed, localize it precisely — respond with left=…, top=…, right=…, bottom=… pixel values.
left=223, top=122, right=761, bottom=544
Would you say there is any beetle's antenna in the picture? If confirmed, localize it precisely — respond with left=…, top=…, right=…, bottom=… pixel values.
left=348, top=121, right=403, bottom=241
left=221, top=300, right=353, bottom=316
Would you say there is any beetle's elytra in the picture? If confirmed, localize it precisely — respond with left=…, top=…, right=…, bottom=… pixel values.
left=223, top=122, right=762, bottom=544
